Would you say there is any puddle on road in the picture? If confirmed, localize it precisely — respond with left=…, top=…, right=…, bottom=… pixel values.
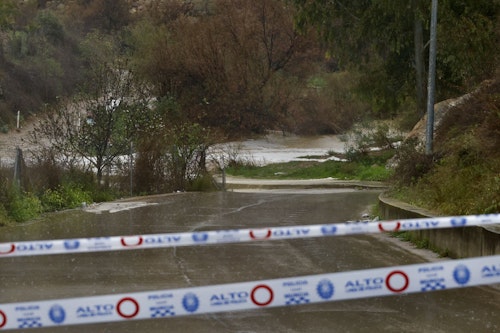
left=84, top=201, right=158, bottom=214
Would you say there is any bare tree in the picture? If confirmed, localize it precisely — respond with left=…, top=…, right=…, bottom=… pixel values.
left=30, top=60, right=150, bottom=186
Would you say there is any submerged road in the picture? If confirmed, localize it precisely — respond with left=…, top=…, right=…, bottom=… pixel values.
left=0, top=190, right=499, bottom=332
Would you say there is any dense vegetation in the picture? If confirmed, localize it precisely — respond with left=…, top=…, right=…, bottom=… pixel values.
left=390, top=76, right=500, bottom=215
left=0, top=0, right=361, bottom=135
left=2, top=1, right=497, bottom=134
left=293, top=0, right=498, bottom=119
left=0, top=0, right=498, bottom=223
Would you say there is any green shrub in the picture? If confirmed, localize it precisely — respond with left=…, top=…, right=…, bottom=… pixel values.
left=59, top=184, right=92, bottom=208
left=9, top=192, right=43, bottom=222
left=89, top=187, right=116, bottom=203
left=188, top=173, right=217, bottom=192
left=41, top=188, right=65, bottom=211
left=41, top=183, right=93, bottom=212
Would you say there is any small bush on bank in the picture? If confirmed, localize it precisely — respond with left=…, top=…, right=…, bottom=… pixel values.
left=8, top=190, right=43, bottom=222
left=391, top=137, right=434, bottom=186
left=0, top=158, right=121, bottom=223
left=88, top=186, right=119, bottom=203
left=187, top=173, right=218, bottom=192
left=0, top=176, right=42, bottom=223
left=41, top=183, right=92, bottom=211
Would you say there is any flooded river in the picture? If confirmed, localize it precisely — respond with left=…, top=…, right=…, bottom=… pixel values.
left=1, top=190, right=499, bottom=332
left=211, top=133, right=347, bottom=166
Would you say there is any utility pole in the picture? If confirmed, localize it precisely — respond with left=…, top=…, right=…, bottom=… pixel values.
left=425, top=0, right=438, bottom=155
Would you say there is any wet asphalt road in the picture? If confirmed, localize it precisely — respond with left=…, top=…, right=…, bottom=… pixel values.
left=0, top=190, right=499, bottom=332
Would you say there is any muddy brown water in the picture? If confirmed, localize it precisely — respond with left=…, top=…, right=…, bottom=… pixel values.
left=0, top=190, right=499, bottom=332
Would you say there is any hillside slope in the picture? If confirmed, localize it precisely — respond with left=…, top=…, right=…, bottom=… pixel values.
left=392, top=77, right=500, bottom=214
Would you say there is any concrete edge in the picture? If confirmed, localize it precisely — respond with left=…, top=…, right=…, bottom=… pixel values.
left=378, top=192, right=500, bottom=258
left=378, top=192, right=436, bottom=218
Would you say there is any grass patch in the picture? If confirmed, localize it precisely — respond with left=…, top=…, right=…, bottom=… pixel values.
left=226, top=159, right=392, bottom=181
left=8, top=191, right=43, bottom=222
left=390, top=79, right=500, bottom=215
left=390, top=156, right=500, bottom=215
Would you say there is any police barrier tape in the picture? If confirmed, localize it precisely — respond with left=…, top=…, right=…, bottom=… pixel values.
left=0, top=255, right=499, bottom=330
left=0, top=214, right=499, bottom=258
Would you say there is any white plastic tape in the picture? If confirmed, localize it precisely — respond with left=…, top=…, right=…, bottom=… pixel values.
left=0, top=214, right=499, bottom=258
left=0, top=255, right=499, bottom=330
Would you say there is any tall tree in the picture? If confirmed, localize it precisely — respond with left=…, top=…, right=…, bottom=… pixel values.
left=129, top=0, right=316, bottom=136
left=30, top=62, right=150, bottom=185
left=30, top=33, right=150, bottom=185
left=293, top=0, right=498, bottom=116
